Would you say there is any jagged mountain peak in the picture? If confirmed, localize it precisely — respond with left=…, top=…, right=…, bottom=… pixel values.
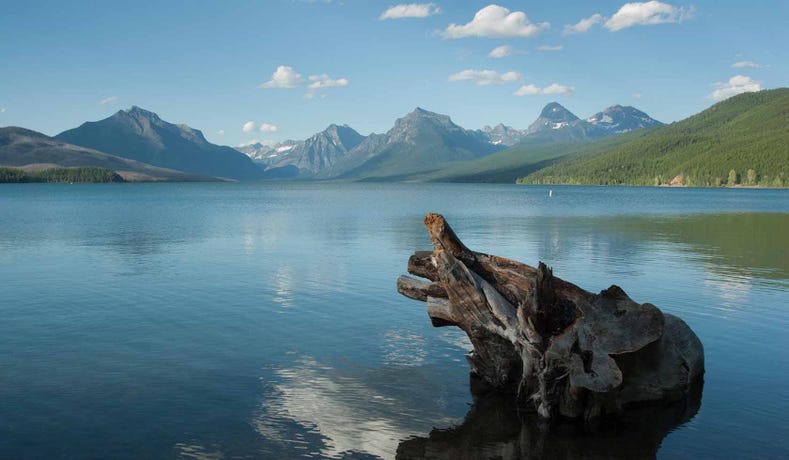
left=538, top=102, right=580, bottom=122
left=395, top=107, right=458, bottom=133
left=586, top=105, right=662, bottom=133
left=122, top=105, right=161, bottom=121
left=310, top=124, right=364, bottom=150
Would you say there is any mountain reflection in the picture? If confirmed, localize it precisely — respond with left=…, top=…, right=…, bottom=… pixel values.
left=397, top=381, right=703, bottom=460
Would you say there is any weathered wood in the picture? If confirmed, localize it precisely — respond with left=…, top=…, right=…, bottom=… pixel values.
left=408, top=251, right=438, bottom=281
left=397, top=275, right=447, bottom=301
left=398, top=213, right=705, bottom=420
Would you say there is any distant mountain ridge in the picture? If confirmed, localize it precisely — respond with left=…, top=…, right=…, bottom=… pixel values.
left=57, top=106, right=263, bottom=180
left=236, top=103, right=660, bottom=179
left=586, top=105, right=663, bottom=134
left=325, top=107, right=499, bottom=179
left=0, top=126, right=211, bottom=181
left=469, top=103, right=663, bottom=147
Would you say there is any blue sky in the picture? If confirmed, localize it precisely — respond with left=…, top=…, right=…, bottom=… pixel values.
left=1, top=1, right=786, bottom=147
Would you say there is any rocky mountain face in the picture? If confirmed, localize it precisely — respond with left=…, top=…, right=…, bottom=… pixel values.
left=267, top=124, right=365, bottom=176
left=323, top=107, right=501, bottom=179
left=517, top=102, right=602, bottom=144
left=526, top=102, right=582, bottom=134
left=56, top=106, right=263, bottom=180
left=237, top=140, right=303, bottom=164
left=516, top=102, right=662, bottom=145
left=479, top=123, right=525, bottom=147
left=586, top=105, right=663, bottom=134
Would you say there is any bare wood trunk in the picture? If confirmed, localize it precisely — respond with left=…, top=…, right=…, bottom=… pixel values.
left=397, top=213, right=704, bottom=420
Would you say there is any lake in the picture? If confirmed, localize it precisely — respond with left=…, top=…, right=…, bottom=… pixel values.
left=0, top=183, right=787, bottom=459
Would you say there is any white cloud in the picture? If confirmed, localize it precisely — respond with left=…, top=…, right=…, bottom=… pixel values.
left=449, top=69, right=522, bottom=86
left=217, top=129, right=225, bottom=136
left=0, top=107, right=6, bottom=113
left=259, top=65, right=305, bottom=89
left=732, top=61, right=761, bottom=68
left=259, top=123, right=278, bottom=133
left=379, top=3, right=440, bottom=20
left=488, top=45, right=514, bottom=58
left=442, top=5, right=549, bottom=39
left=604, top=1, right=694, bottom=31
left=709, top=75, right=762, bottom=101
left=633, top=92, right=643, bottom=99
left=513, top=84, right=541, bottom=96
left=542, top=83, right=575, bottom=95
left=514, top=82, right=575, bottom=96
left=564, top=13, right=605, bottom=35
left=307, top=74, right=349, bottom=89
left=99, top=96, right=118, bottom=105
left=259, top=66, right=348, bottom=97
left=242, top=121, right=256, bottom=133
left=537, top=44, right=563, bottom=51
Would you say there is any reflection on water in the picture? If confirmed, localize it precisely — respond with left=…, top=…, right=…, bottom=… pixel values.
left=174, top=443, right=225, bottom=460
left=397, top=382, right=703, bottom=460
left=252, top=356, right=460, bottom=459
left=0, top=183, right=786, bottom=459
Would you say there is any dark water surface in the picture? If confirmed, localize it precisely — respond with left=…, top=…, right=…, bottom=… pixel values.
left=0, top=183, right=787, bottom=459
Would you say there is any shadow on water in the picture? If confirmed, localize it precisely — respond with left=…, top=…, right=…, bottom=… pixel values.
left=396, top=381, right=703, bottom=460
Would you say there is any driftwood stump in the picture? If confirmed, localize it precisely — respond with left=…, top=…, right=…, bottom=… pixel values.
left=397, top=213, right=704, bottom=420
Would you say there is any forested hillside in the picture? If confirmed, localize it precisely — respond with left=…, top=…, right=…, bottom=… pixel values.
left=518, top=89, right=789, bottom=187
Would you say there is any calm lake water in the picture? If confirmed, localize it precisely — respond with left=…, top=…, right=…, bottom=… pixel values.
left=0, top=183, right=787, bottom=459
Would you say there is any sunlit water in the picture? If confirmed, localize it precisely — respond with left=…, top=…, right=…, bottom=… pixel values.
left=0, top=183, right=787, bottom=459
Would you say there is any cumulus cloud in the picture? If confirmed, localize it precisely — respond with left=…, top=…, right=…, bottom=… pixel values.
left=513, top=84, right=540, bottom=96
left=99, top=96, right=118, bottom=105
left=537, top=44, right=563, bottom=51
left=709, top=75, right=762, bottom=101
left=442, top=5, right=549, bottom=39
left=259, top=123, right=279, bottom=133
left=514, top=82, right=575, bottom=96
left=0, top=107, right=6, bottom=113
left=242, top=121, right=256, bottom=133
left=260, top=66, right=349, bottom=98
left=217, top=129, right=225, bottom=136
left=604, top=1, right=693, bottom=31
left=564, top=13, right=605, bottom=35
left=260, top=66, right=305, bottom=89
left=379, top=3, right=440, bottom=20
left=307, top=74, right=350, bottom=89
left=449, top=69, right=522, bottom=86
left=732, top=61, right=761, bottom=68
left=488, top=45, right=514, bottom=58
left=542, top=83, right=575, bottom=95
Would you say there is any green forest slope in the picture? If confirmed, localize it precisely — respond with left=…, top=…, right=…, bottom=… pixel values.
left=518, top=89, right=789, bottom=187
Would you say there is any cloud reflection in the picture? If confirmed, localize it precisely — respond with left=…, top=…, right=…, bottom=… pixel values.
left=252, top=356, right=458, bottom=459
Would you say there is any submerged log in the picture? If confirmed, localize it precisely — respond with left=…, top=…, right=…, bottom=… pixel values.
left=397, top=213, right=704, bottom=420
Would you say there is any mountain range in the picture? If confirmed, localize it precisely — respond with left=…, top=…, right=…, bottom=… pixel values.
left=236, top=103, right=660, bottom=180
left=2, top=90, right=785, bottom=186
